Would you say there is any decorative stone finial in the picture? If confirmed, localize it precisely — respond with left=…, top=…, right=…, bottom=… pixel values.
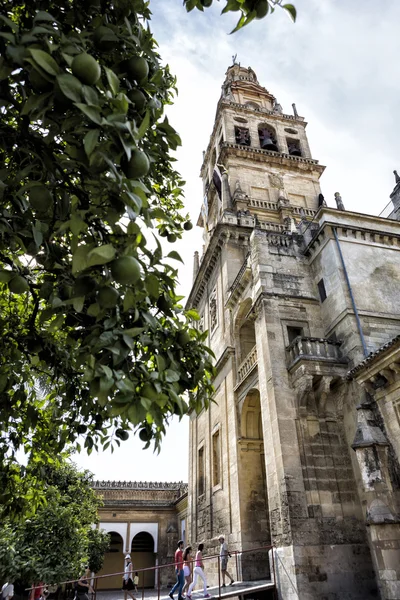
left=273, top=100, right=283, bottom=114
left=334, top=192, right=345, bottom=211
left=318, top=193, right=326, bottom=208
left=394, top=170, right=400, bottom=184
left=292, top=103, right=299, bottom=118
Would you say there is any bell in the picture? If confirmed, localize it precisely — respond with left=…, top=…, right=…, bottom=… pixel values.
left=289, top=147, right=301, bottom=156
left=260, top=135, right=278, bottom=152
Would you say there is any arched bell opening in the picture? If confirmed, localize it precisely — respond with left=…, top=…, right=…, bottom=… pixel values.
left=258, top=124, right=279, bottom=152
left=97, top=531, right=124, bottom=590
left=286, top=137, right=302, bottom=157
left=238, top=389, right=271, bottom=577
left=131, top=531, right=156, bottom=588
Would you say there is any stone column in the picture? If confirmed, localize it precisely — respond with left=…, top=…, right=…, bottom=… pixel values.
left=221, top=171, right=232, bottom=212
left=193, top=251, right=199, bottom=283
left=352, top=401, right=400, bottom=600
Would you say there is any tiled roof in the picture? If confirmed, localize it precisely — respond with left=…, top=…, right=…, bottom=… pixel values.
left=347, top=334, right=400, bottom=378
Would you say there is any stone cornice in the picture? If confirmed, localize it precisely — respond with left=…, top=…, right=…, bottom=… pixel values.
left=218, top=142, right=325, bottom=175
left=214, top=346, right=235, bottom=374
left=100, top=499, right=178, bottom=508
left=348, top=335, right=400, bottom=380
left=303, top=208, right=400, bottom=258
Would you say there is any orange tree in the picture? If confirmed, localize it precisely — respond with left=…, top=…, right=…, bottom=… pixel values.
left=0, top=0, right=296, bottom=517
left=0, top=461, right=110, bottom=582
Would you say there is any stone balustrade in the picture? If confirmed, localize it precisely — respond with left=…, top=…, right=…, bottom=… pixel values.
left=249, top=198, right=278, bottom=211
left=292, top=206, right=316, bottom=218
left=258, top=221, right=286, bottom=232
left=237, top=344, right=258, bottom=385
left=286, top=336, right=345, bottom=369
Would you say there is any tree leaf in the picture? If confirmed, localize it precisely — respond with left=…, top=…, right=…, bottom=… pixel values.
left=32, top=222, right=43, bottom=247
left=283, top=4, right=297, bottom=21
left=82, top=85, right=99, bottom=106
left=72, top=296, right=85, bottom=312
left=87, top=244, right=116, bottom=267
left=165, top=369, right=180, bottom=383
left=74, top=103, right=102, bottom=125
left=84, top=129, right=100, bottom=158
left=48, top=313, right=64, bottom=332
left=186, top=309, right=200, bottom=321
left=137, top=110, right=150, bottom=139
left=33, top=11, right=58, bottom=23
left=28, top=49, right=61, bottom=76
left=167, top=251, right=184, bottom=263
left=56, top=73, right=83, bottom=103
left=145, top=274, right=159, bottom=299
left=0, top=270, right=14, bottom=282
left=72, top=245, right=91, bottom=274
left=0, top=15, right=19, bottom=31
left=105, top=67, right=120, bottom=95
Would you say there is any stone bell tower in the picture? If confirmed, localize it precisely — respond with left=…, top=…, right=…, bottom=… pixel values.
left=196, top=62, right=324, bottom=252
left=187, top=62, right=400, bottom=600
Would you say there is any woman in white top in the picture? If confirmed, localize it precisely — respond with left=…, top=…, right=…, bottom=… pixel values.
left=187, top=544, right=210, bottom=599
left=1, top=582, right=14, bottom=600
left=182, top=546, right=192, bottom=597
left=122, top=554, right=136, bottom=600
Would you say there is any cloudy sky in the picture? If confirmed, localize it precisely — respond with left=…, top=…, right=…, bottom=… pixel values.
left=73, top=0, right=400, bottom=482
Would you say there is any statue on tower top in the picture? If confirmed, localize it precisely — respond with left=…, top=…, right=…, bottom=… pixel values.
left=232, top=53, right=238, bottom=65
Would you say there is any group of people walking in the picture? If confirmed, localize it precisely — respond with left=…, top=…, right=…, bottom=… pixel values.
left=169, top=536, right=234, bottom=600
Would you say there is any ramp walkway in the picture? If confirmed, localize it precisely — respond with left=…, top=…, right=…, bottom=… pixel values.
left=93, top=544, right=276, bottom=600
left=41, top=545, right=276, bottom=600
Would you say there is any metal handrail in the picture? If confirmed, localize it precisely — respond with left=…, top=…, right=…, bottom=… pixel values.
left=32, top=544, right=276, bottom=600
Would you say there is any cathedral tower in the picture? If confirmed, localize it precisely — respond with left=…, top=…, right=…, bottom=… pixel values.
left=187, top=63, right=400, bottom=600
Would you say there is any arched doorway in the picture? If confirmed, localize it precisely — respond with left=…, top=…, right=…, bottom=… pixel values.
left=131, top=531, right=155, bottom=588
left=97, top=531, right=124, bottom=590
left=238, top=389, right=270, bottom=546
left=238, top=389, right=271, bottom=581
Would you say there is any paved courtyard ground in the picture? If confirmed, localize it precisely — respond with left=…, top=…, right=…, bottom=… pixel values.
left=96, top=579, right=275, bottom=600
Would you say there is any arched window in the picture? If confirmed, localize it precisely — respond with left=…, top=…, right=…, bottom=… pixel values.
left=258, top=124, right=279, bottom=152
left=131, top=531, right=154, bottom=553
left=241, top=389, right=262, bottom=439
left=107, top=531, right=123, bottom=553
left=239, top=319, right=256, bottom=362
left=235, top=298, right=255, bottom=364
left=131, top=532, right=156, bottom=588
left=286, top=138, right=302, bottom=156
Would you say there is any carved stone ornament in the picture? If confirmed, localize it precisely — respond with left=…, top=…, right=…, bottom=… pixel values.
left=269, top=174, right=284, bottom=189
left=209, top=287, right=218, bottom=332
left=198, top=315, right=204, bottom=332
left=233, top=180, right=247, bottom=201
left=92, top=480, right=188, bottom=491
left=334, top=192, right=345, bottom=211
